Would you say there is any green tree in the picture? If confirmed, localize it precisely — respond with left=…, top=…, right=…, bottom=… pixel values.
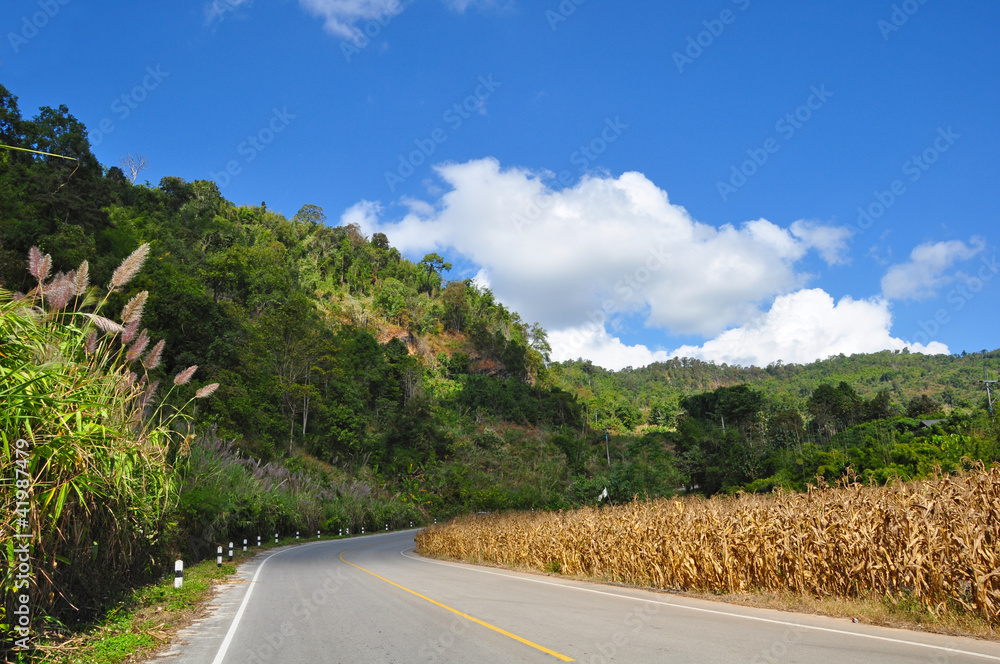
left=419, top=252, right=452, bottom=295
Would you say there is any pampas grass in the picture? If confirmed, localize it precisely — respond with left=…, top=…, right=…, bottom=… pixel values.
left=1, top=244, right=221, bottom=625
left=109, top=243, right=150, bottom=291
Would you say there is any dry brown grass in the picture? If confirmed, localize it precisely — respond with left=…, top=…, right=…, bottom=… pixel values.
left=416, top=466, right=1000, bottom=626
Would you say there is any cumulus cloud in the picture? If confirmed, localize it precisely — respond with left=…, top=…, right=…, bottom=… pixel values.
left=549, top=325, right=670, bottom=371
left=341, top=158, right=946, bottom=369
left=881, top=237, right=986, bottom=301
left=670, top=288, right=948, bottom=367
left=548, top=289, right=948, bottom=370
left=346, top=158, right=853, bottom=338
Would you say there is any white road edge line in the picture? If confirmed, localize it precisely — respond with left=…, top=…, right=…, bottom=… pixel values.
left=210, top=531, right=407, bottom=663
left=210, top=540, right=328, bottom=664
left=401, top=547, right=1000, bottom=662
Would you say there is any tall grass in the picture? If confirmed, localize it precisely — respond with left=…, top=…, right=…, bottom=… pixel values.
left=174, top=431, right=424, bottom=555
left=417, top=466, right=1000, bottom=624
left=1, top=245, right=213, bottom=628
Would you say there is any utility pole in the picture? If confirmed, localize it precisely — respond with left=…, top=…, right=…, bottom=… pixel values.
left=984, top=366, right=997, bottom=415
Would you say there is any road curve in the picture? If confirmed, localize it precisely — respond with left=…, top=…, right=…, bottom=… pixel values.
left=150, top=530, right=1000, bottom=664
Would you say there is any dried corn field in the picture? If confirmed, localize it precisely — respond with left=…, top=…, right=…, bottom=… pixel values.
left=416, top=467, right=1000, bottom=624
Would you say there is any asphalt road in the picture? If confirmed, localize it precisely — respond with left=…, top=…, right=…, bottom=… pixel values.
left=152, top=530, right=1000, bottom=664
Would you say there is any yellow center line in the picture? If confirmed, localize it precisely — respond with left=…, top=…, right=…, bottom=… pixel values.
left=339, top=547, right=574, bottom=662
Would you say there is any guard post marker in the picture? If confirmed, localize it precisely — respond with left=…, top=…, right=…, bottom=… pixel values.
left=274, top=533, right=278, bottom=544
left=296, top=531, right=300, bottom=540
left=174, top=560, right=183, bottom=588
left=317, top=530, right=320, bottom=539
left=217, top=546, right=222, bottom=568
left=229, top=542, right=234, bottom=562
left=257, top=535, right=261, bottom=547
left=243, top=538, right=247, bottom=552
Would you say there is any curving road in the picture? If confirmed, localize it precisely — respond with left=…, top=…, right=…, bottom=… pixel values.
left=151, top=530, right=1000, bottom=664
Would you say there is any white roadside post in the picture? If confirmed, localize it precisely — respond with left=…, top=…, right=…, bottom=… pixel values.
left=229, top=542, right=233, bottom=562
left=217, top=546, right=222, bottom=568
left=174, top=560, right=183, bottom=588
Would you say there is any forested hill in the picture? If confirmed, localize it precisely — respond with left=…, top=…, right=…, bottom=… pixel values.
left=550, top=349, right=1000, bottom=429
left=0, top=91, right=573, bottom=460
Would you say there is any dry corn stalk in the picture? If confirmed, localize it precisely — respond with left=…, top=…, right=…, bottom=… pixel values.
left=416, top=466, right=1000, bottom=624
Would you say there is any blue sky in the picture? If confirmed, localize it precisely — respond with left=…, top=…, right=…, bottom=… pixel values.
left=3, top=0, right=997, bottom=369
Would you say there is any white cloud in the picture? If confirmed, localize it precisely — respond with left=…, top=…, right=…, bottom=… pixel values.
left=549, top=324, right=670, bottom=371
left=297, top=0, right=404, bottom=41
left=399, top=196, right=435, bottom=216
left=548, top=289, right=948, bottom=370
left=296, top=0, right=500, bottom=41
left=471, top=267, right=490, bottom=290
left=790, top=219, right=853, bottom=265
left=342, top=159, right=949, bottom=369
left=670, top=288, right=948, bottom=367
left=881, top=237, right=986, bottom=301
left=346, top=158, right=850, bottom=338
left=442, top=0, right=505, bottom=11
left=205, top=0, right=252, bottom=25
